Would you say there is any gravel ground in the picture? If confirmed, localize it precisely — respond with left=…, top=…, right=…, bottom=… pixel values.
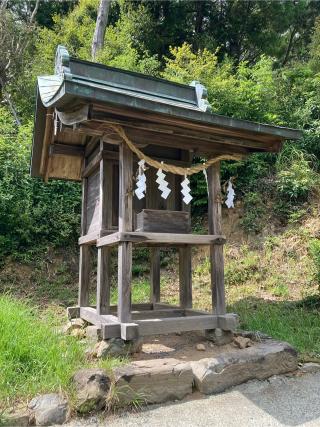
left=67, top=371, right=320, bottom=427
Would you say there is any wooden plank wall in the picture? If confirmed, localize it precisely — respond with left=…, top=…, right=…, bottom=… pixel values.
left=86, top=168, right=100, bottom=234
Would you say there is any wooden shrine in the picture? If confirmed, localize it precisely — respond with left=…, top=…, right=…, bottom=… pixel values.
left=31, top=46, right=301, bottom=341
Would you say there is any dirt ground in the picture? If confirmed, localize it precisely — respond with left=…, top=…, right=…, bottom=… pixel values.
left=132, top=331, right=241, bottom=362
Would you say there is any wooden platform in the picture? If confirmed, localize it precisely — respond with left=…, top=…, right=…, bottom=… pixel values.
left=96, top=231, right=226, bottom=247
left=68, top=304, right=238, bottom=340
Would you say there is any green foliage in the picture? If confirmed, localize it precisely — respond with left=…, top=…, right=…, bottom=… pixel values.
left=276, top=146, right=319, bottom=203
left=309, top=239, right=320, bottom=285
left=1, top=0, right=320, bottom=258
left=0, top=107, right=81, bottom=259
left=225, top=249, right=261, bottom=286
left=271, top=283, right=290, bottom=298
left=0, top=295, right=85, bottom=406
left=240, top=192, right=266, bottom=234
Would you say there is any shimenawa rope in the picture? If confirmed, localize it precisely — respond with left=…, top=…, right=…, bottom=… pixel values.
left=107, top=125, right=244, bottom=176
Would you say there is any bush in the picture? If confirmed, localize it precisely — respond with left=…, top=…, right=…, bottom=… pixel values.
left=240, top=192, right=266, bottom=233
left=0, top=107, right=81, bottom=259
left=276, top=146, right=319, bottom=203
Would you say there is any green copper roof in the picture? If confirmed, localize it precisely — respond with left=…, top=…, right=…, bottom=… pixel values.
left=36, top=45, right=301, bottom=140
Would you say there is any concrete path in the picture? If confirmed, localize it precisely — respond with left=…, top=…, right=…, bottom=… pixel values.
left=70, top=371, right=320, bottom=427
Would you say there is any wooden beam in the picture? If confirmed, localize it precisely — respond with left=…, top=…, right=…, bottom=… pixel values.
left=82, top=121, right=252, bottom=155
left=78, top=245, right=91, bottom=307
left=90, top=105, right=281, bottom=146
left=79, top=307, right=121, bottom=339
left=150, top=248, right=160, bottom=306
left=121, top=323, right=139, bottom=340
left=117, top=141, right=133, bottom=323
left=78, top=228, right=115, bottom=245
left=135, top=314, right=236, bottom=336
left=97, top=231, right=226, bottom=247
left=96, top=247, right=111, bottom=315
left=131, top=308, right=185, bottom=320
left=89, top=112, right=276, bottom=151
left=109, top=303, right=153, bottom=312
left=49, top=143, right=85, bottom=157
left=82, top=150, right=101, bottom=178
left=207, top=162, right=226, bottom=315
left=179, top=246, right=192, bottom=309
left=85, top=135, right=100, bottom=157
left=40, top=108, right=54, bottom=176
left=81, top=178, right=88, bottom=236
left=179, top=150, right=192, bottom=309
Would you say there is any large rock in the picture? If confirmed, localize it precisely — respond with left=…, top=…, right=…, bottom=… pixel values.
left=191, top=340, right=298, bottom=394
left=72, top=368, right=111, bottom=414
left=3, top=410, right=30, bottom=426
left=28, top=393, right=69, bottom=426
left=114, top=358, right=193, bottom=405
left=62, top=319, right=85, bottom=335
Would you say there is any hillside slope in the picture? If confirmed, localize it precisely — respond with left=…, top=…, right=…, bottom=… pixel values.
left=1, top=203, right=319, bottom=358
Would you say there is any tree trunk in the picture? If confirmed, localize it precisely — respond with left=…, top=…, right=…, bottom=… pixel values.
left=91, top=0, right=110, bottom=60
left=282, top=27, right=296, bottom=67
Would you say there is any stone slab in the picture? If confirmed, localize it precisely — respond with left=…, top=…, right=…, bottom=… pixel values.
left=191, top=340, right=298, bottom=394
left=114, top=358, right=193, bottom=405
left=300, top=362, right=320, bottom=374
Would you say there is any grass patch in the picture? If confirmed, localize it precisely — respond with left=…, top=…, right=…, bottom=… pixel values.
left=0, top=295, right=86, bottom=409
left=231, top=297, right=320, bottom=358
left=111, top=279, right=151, bottom=305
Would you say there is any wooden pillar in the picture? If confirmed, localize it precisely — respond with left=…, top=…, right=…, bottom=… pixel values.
left=79, top=178, right=90, bottom=307
left=150, top=248, right=160, bottom=306
left=97, top=246, right=111, bottom=315
left=207, top=162, right=226, bottom=315
left=117, top=141, right=133, bottom=323
left=179, top=150, right=192, bottom=309
left=96, top=154, right=112, bottom=315
left=179, top=246, right=192, bottom=308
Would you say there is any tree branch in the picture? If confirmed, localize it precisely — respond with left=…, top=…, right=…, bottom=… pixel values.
left=0, top=78, right=21, bottom=126
left=29, top=0, right=40, bottom=24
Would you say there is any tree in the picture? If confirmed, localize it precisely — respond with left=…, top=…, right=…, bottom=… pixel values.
left=0, top=0, right=39, bottom=125
left=91, top=0, right=111, bottom=60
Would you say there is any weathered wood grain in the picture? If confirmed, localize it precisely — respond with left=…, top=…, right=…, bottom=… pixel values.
left=97, top=231, right=226, bottom=247
left=118, top=141, right=133, bottom=323
left=96, top=247, right=111, bottom=315
left=78, top=245, right=91, bottom=307
left=136, top=209, right=190, bottom=234
left=150, top=248, right=160, bottom=306
left=86, top=168, right=100, bottom=234
left=208, top=162, right=226, bottom=315
left=179, top=246, right=192, bottom=309
left=136, top=315, right=222, bottom=336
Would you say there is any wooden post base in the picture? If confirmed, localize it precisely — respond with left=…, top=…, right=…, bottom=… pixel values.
left=68, top=304, right=238, bottom=340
